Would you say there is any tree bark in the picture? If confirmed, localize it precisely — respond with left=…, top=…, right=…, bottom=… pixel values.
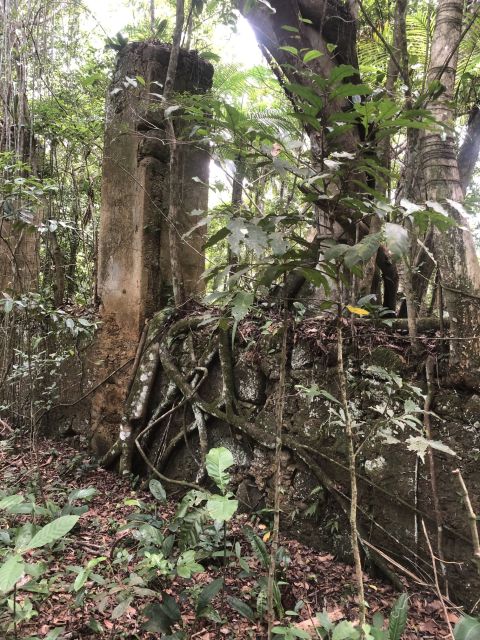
left=421, top=0, right=480, bottom=367
left=164, top=0, right=186, bottom=307
left=458, top=106, right=480, bottom=195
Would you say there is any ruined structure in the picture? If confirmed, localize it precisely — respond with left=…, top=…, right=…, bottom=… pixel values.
left=46, top=44, right=480, bottom=611
left=97, top=43, right=212, bottom=337
left=87, top=44, right=213, bottom=453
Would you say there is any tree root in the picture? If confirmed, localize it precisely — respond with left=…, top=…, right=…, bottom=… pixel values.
left=158, top=319, right=407, bottom=590
left=99, top=437, right=123, bottom=469
left=101, top=314, right=437, bottom=592
left=100, top=314, right=217, bottom=472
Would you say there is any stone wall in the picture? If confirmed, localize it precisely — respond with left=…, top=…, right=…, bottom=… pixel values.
left=118, top=314, right=480, bottom=608
left=47, top=311, right=480, bottom=607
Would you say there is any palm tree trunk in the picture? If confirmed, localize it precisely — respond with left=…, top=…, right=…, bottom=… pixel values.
left=422, top=0, right=480, bottom=368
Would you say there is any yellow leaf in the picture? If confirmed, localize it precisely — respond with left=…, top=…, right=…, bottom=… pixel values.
left=346, top=305, right=369, bottom=316
left=262, top=531, right=271, bottom=542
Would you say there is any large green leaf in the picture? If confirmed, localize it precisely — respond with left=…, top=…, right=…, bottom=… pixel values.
left=231, top=291, right=254, bottom=323
left=196, top=577, right=224, bottom=615
left=23, top=515, right=80, bottom=551
left=454, top=616, right=480, bottom=640
left=149, top=479, right=167, bottom=503
left=0, top=494, right=24, bottom=511
left=332, top=620, right=360, bottom=639
left=227, top=595, right=256, bottom=621
left=0, top=554, right=25, bottom=593
left=388, top=593, right=409, bottom=640
left=143, top=594, right=181, bottom=633
left=205, top=447, right=235, bottom=492
left=204, top=226, right=230, bottom=249
left=344, top=233, right=382, bottom=269
left=385, top=223, right=409, bottom=259
left=206, top=494, right=238, bottom=522
left=67, top=487, right=97, bottom=503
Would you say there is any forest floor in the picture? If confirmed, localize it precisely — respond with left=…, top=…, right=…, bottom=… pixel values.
left=0, top=437, right=459, bottom=639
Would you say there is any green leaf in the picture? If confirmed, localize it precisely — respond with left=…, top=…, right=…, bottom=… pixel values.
left=205, top=447, right=235, bottom=492
left=0, top=494, right=24, bottom=510
left=23, top=515, right=79, bottom=551
left=177, top=550, right=204, bottom=578
left=285, top=83, right=323, bottom=108
left=303, top=50, right=323, bottom=63
left=324, top=244, right=349, bottom=261
left=317, top=610, right=334, bottom=632
left=244, top=527, right=269, bottom=568
left=406, top=436, right=456, bottom=462
left=25, top=561, right=47, bottom=578
left=206, top=495, right=238, bottom=522
left=272, top=626, right=311, bottom=638
left=227, top=596, right=256, bottom=621
left=332, top=83, right=371, bottom=98
left=279, top=45, right=298, bottom=56
left=388, top=593, right=409, bottom=640
left=88, top=618, right=104, bottom=633
left=204, top=226, right=229, bottom=249
left=0, top=554, right=24, bottom=593
left=332, top=620, right=361, bottom=639
left=344, top=233, right=382, bottom=269
left=454, top=616, right=480, bottom=640
left=385, top=223, right=409, bottom=259
left=300, top=268, right=330, bottom=292
left=196, top=577, right=224, bottom=615
left=149, top=479, right=167, bottom=502
left=112, top=596, right=133, bottom=620
left=144, top=594, right=181, bottom=633
left=319, top=389, right=341, bottom=404
left=231, top=291, right=254, bottom=323
left=74, top=557, right=106, bottom=591
left=14, top=523, right=35, bottom=551
left=67, top=487, right=97, bottom=503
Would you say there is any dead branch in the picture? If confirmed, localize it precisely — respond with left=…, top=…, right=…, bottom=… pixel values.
left=452, top=468, right=480, bottom=575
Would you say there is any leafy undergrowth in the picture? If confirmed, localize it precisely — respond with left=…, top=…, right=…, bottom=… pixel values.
left=0, top=437, right=459, bottom=639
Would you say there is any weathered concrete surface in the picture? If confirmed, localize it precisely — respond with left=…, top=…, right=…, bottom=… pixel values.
left=97, top=42, right=213, bottom=337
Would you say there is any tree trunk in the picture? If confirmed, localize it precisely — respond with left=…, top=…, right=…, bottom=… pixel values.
left=421, top=0, right=480, bottom=368
left=164, top=0, right=186, bottom=307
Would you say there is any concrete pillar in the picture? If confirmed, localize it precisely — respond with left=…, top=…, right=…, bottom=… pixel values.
left=97, top=42, right=213, bottom=339
left=89, top=43, right=213, bottom=455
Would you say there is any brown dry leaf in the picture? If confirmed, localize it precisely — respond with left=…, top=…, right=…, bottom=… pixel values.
left=295, top=618, right=320, bottom=637
left=418, top=620, right=439, bottom=633
left=327, top=607, right=345, bottom=622
left=317, top=554, right=334, bottom=562
left=447, top=611, right=460, bottom=624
